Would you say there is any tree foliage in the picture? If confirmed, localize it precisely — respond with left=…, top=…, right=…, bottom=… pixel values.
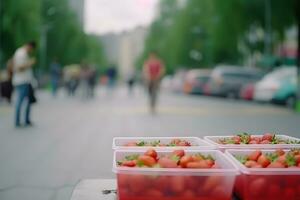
left=0, top=0, right=106, bottom=70
left=0, top=0, right=41, bottom=63
left=139, top=0, right=298, bottom=73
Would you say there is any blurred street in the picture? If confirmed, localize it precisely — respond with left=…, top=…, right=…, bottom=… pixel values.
left=0, top=87, right=300, bottom=200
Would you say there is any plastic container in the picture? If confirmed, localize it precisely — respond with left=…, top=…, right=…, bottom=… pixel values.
left=113, top=137, right=215, bottom=150
left=204, top=134, right=300, bottom=151
left=113, top=149, right=239, bottom=200
left=225, top=149, right=300, bottom=200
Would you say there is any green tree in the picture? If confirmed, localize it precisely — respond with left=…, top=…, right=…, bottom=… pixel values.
left=0, top=0, right=106, bottom=70
left=0, top=0, right=41, bottom=66
left=42, top=0, right=106, bottom=70
left=139, top=0, right=298, bottom=73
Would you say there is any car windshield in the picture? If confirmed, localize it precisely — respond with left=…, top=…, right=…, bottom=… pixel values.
left=196, top=76, right=210, bottom=82
left=264, top=68, right=296, bottom=81
left=222, top=72, right=260, bottom=80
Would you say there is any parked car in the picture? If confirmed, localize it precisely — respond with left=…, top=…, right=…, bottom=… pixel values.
left=239, top=83, right=255, bottom=100
left=206, top=65, right=263, bottom=98
left=183, top=69, right=211, bottom=94
left=170, top=69, right=186, bottom=93
left=254, top=66, right=297, bottom=108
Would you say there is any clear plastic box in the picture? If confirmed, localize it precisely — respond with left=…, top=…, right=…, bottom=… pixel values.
left=204, top=135, right=300, bottom=151
left=225, top=149, right=300, bottom=200
left=113, top=149, right=239, bottom=200
left=113, top=137, right=216, bottom=150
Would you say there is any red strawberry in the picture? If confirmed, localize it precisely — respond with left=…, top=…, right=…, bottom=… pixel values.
left=267, top=162, right=285, bottom=168
left=248, top=150, right=262, bottom=161
left=262, top=133, right=274, bottom=141
left=245, top=160, right=258, bottom=168
left=257, top=155, right=270, bottom=168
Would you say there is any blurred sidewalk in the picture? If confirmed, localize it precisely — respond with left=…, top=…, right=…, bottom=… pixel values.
left=0, top=86, right=299, bottom=200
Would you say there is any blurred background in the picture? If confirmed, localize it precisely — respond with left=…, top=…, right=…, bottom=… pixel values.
left=0, top=0, right=299, bottom=200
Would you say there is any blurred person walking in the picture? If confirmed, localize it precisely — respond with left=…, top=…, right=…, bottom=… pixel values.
left=127, top=70, right=136, bottom=95
left=143, top=51, right=165, bottom=114
left=0, top=58, right=14, bottom=103
left=105, top=65, right=117, bottom=96
left=79, top=63, right=92, bottom=99
left=50, top=58, right=61, bottom=97
left=88, top=67, right=97, bottom=98
left=64, top=65, right=80, bottom=97
left=12, top=41, right=37, bottom=127
left=106, top=65, right=117, bottom=88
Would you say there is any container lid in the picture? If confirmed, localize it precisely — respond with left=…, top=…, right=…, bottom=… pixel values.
left=112, top=137, right=216, bottom=150
left=225, top=149, right=300, bottom=175
left=113, top=149, right=239, bottom=176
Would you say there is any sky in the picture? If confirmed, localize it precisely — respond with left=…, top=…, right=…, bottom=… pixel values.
left=85, top=0, right=159, bottom=35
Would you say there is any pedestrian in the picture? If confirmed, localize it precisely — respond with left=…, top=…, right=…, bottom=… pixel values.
left=106, top=65, right=117, bottom=88
left=12, top=41, right=37, bottom=127
left=0, top=58, right=14, bottom=103
left=50, top=58, right=61, bottom=97
left=127, top=70, right=136, bottom=95
left=143, top=51, right=165, bottom=114
left=88, top=67, right=97, bottom=98
left=79, top=63, right=91, bottom=99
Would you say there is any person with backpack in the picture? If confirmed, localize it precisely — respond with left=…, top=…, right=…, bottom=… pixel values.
left=143, top=51, right=165, bottom=114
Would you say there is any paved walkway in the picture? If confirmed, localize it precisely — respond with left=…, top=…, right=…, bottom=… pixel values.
left=0, top=86, right=299, bottom=200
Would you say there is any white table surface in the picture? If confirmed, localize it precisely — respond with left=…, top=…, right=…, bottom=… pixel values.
left=71, top=179, right=117, bottom=200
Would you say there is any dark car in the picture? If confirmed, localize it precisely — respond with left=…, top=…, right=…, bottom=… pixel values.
left=207, top=65, right=263, bottom=98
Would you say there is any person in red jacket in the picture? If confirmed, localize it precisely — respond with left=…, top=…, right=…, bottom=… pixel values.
left=143, top=51, right=165, bottom=114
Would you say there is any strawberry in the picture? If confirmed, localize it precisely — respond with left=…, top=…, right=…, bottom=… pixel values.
left=262, top=133, right=275, bottom=141
left=267, top=161, right=285, bottom=168
left=245, top=160, right=258, bottom=168
left=257, top=155, right=270, bottom=167
left=248, top=150, right=262, bottom=161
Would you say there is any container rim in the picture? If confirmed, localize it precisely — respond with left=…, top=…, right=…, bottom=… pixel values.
left=112, top=136, right=216, bottom=150
left=113, top=149, right=239, bottom=176
left=225, top=149, right=300, bottom=175
left=204, top=135, right=300, bottom=149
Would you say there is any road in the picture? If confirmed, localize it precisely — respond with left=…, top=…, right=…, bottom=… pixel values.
left=0, top=86, right=300, bottom=200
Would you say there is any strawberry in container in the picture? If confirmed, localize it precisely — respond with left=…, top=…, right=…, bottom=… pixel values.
left=204, top=132, right=300, bottom=151
left=113, top=149, right=238, bottom=200
left=226, top=149, right=300, bottom=200
left=113, top=137, right=215, bottom=150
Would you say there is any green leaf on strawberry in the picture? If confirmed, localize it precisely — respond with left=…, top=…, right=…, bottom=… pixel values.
left=266, top=153, right=278, bottom=162
left=136, top=160, right=145, bottom=167
left=235, top=155, right=247, bottom=164
left=203, top=154, right=215, bottom=161
left=170, top=155, right=180, bottom=163
left=237, top=132, right=251, bottom=144
left=136, top=141, right=146, bottom=146
left=150, top=140, right=161, bottom=146
left=286, top=153, right=296, bottom=166
left=117, top=161, right=123, bottom=166
left=125, top=154, right=139, bottom=161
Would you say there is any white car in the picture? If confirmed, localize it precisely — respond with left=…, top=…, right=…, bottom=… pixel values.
left=254, top=66, right=296, bottom=102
